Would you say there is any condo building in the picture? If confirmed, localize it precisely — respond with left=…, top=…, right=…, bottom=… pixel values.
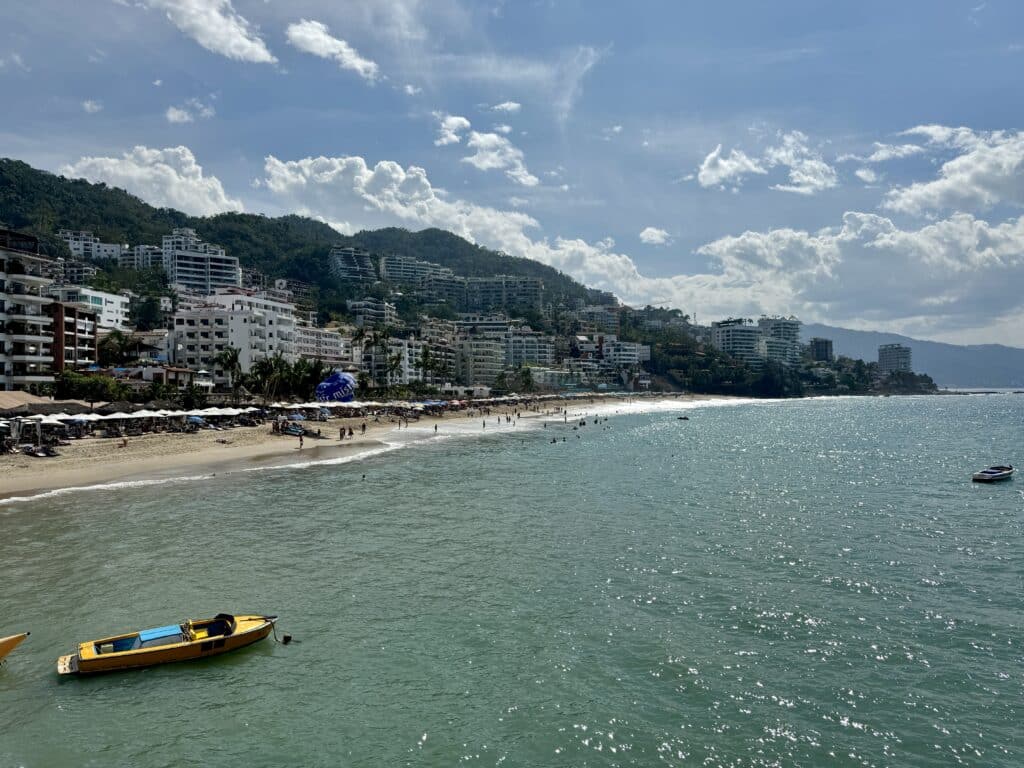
left=710, top=318, right=763, bottom=366
left=380, top=254, right=453, bottom=284
left=169, top=289, right=296, bottom=386
left=58, top=229, right=126, bottom=261
left=0, top=230, right=56, bottom=390
left=878, top=343, right=912, bottom=373
left=329, top=245, right=376, bottom=282
left=347, top=297, right=398, bottom=328
left=161, top=228, right=241, bottom=294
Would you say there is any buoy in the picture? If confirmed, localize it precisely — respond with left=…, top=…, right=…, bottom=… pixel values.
left=282, top=634, right=293, bottom=645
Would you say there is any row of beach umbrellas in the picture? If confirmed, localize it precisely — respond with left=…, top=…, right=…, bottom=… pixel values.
left=11, top=407, right=263, bottom=424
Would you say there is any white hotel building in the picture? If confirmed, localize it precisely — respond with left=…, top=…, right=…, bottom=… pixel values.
left=162, top=228, right=241, bottom=294
left=169, top=289, right=296, bottom=386
left=58, top=230, right=126, bottom=262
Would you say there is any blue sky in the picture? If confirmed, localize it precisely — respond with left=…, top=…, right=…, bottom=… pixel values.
left=3, top=0, right=1024, bottom=344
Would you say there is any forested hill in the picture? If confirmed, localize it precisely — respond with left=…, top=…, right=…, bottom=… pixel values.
left=0, top=158, right=596, bottom=305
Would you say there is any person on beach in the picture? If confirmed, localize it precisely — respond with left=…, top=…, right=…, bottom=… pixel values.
left=434, top=424, right=437, bottom=433
left=299, top=434, right=304, bottom=449
left=348, top=426, right=354, bottom=438
left=340, top=428, right=344, bottom=440
left=361, top=422, right=366, bottom=434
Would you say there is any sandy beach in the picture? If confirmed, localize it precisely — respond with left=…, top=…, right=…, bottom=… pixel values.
left=0, top=394, right=723, bottom=500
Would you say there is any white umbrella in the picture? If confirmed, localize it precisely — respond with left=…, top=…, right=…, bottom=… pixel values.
left=101, top=412, right=133, bottom=420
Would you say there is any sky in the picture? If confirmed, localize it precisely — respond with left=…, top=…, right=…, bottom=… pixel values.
left=2, top=0, right=1024, bottom=344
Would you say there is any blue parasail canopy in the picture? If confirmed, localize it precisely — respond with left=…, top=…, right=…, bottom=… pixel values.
left=316, top=371, right=357, bottom=403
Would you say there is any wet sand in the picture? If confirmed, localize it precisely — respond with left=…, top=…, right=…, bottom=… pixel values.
left=0, top=394, right=715, bottom=500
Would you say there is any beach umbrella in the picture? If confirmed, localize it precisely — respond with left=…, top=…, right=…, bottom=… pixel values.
left=101, top=412, right=133, bottom=420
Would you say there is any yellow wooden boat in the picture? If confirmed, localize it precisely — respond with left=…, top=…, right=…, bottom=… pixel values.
left=57, top=614, right=276, bottom=675
left=0, top=632, right=30, bottom=662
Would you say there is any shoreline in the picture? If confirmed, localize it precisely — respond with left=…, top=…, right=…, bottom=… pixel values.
left=0, top=394, right=726, bottom=502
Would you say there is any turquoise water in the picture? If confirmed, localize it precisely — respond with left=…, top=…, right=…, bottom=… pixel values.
left=1, top=395, right=1022, bottom=767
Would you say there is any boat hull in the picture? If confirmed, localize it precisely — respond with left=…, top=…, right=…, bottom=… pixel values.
left=972, top=467, right=1014, bottom=482
left=0, top=632, right=29, bottom=662
left=57, top=616, right=274, bottom=675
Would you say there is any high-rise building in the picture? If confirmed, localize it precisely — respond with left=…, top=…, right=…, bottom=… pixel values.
left=48, top=301, right=98, bottom=372
left=380, top=254, right=453, bottom=284
left=457, top=336, right=505, bottom=386
left=120, top=245, right=163, bottom=270
left=757, top=316, right=803, bottom=366
left=168, top=289, right=296, bottom=386
left=347, top=297, right=398, bottom=328
left=329, top=245, right=376, bottom=282
left=161, top=228, right=240, bottom=294
left=878, top=343, right=912, bottom=373
left=809, top=337, right=834, bottom=362
left=294, top=321, right=352, bottom=368
left=710, top=318, right=762, bottom=366
left=505, top=328, right=556, bottom=367
left=0, top=230, right=56, bottom=390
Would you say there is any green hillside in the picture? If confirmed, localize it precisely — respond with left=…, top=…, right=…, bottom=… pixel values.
left=0, top=158, right=596, bottom=308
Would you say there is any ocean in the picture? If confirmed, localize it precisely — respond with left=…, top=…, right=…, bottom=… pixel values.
left=1, top=394, right=1021, bottom=767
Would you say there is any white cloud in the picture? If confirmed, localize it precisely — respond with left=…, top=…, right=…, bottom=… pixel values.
left=493, top=123, right=512, bottom=135
left=611, top=125, right=623, bottom=133
left=837, top=142, right=924, bottom=164
left=166, top=106, right=193, bottom=123
left=432, top=112, right=471, bottom=146
left=166, top=98, right=215, bottom=123
left=854, top=168, right=878, bottom=184
left=639, top=227, right=671, bottom=245
left=153, top=79, right=163, bottom=87
left=60, top=145, right=243, bottom=216
left=763, top=130, right=838, bottom=195
left=0, top=52, right=30, bottom=72
left=491, top=101, right=521, bottom=113
left=429, top=46, right=601, bottom=123
left=884, top=126, right=1024, bottom=215
left=403, top=83, right=421, bottom=95
left=259, top=151, right=1024, bottom=339
left=697, top=144, right=767, bottom=188
left=146, top=0, right=276, bottom=63
left=865, top=142, right=923, bottom=163
left=81, top=100, right=103, bottom=114
left=286, top=19, right=381, bottom=82
left=462, top=132, right=538, bottom=186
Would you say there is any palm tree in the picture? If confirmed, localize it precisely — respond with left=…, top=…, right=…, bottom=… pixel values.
left=214, top=345, right=243, bottom=402
left=250, top=354, right=291, bottom=403
left=97, top=329, right=142, bottom=367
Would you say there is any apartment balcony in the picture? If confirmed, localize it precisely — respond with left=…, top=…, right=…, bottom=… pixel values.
left=8, top=373, right=55, bottom=384
left=5, top=306, right=52, bottom=323
left=4, top=286, right=50, bottom=302
left=8, top=331, right=52, bottom=344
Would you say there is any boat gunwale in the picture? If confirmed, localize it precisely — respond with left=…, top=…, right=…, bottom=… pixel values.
left=81, top=617, right=272, bottom=657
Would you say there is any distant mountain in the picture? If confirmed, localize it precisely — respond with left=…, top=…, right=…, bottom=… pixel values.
left=0, top=158, right=595, bottom=307
left=802, top=323, right=1024, bottom=388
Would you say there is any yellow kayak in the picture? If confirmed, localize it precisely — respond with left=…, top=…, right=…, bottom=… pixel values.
left=57, top=613, right=276, bottom=675
left=0, top=632, right=30, bottom=662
